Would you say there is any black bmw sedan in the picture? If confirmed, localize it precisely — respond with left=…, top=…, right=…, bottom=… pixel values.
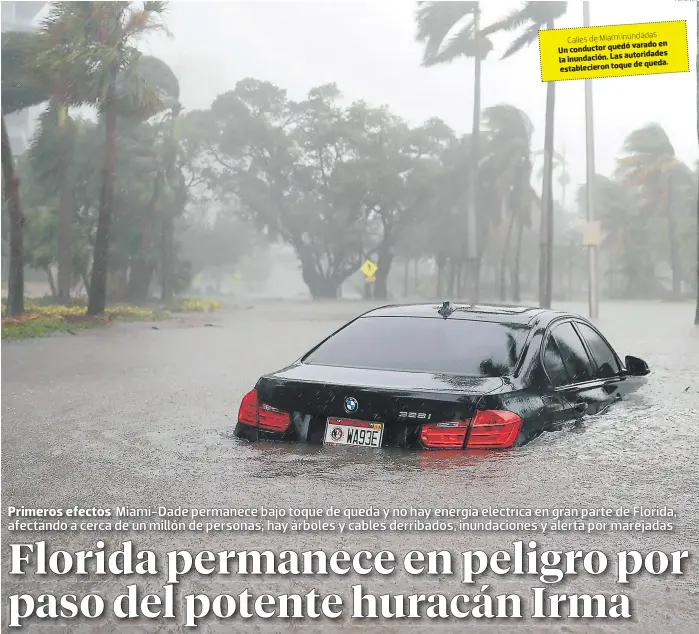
left=234, top=302, right=650, bottom=450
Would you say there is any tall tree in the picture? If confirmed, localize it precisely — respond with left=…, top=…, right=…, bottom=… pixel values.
left=480, top=104, right=535, bottom=300
left=1, top=31, right=52, bottom=317
left=27, top=102, right=78, bottom=304
left=34, top=1, right=170, bottom=315
left=615, top=123, right=688, bottom=299
left=483, top=1, right=568, bottom=308
left=415, top=1, right=492, bottom=301
left=126, top=54, right=182, bottom=303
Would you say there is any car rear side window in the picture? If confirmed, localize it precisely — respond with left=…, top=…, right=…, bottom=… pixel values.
left=302, top=316, right=530, bottom=377
left=551, top=322, right=594, bottom=384
left=575, top=322, right=620, bottom=379
left=543, top=336, right=569, bottom=387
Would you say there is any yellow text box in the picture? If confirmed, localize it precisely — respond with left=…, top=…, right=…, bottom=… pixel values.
left=539, top=21, right=689, bottom=82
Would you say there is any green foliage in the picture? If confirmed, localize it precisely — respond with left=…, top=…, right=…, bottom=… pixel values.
left=33, top=2, right=170, bottom=116
left=415, top=2, right=492, bottom=65
left=1, top=298, right=221, bottom=340
left=482, top=2, right=568, bottom=58
left=1, top=31, right=51, bottom=115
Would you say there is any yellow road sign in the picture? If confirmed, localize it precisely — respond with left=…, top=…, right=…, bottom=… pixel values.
left=360, top=260, right=378, bottom=277
left=365, top=275, right=376, bottom=283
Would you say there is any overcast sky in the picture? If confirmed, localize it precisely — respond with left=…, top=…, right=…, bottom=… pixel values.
left=140, top=1, right=697, bottom=203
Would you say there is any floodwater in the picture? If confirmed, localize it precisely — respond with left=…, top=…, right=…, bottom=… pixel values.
left=2, top=299, right=699, bottom=632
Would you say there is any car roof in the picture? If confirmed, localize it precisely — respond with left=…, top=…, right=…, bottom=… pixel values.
left=361, top=302, right=574, bottom=326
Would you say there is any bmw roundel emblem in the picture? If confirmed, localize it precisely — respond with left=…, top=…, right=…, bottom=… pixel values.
left=344, top=397, right=358, bottom=413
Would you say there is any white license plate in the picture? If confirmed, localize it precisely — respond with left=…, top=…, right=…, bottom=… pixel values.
left=324, top=418, right=384, bottom=448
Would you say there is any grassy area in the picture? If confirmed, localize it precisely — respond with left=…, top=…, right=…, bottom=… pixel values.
left=1, top=298, right=223, bottom=341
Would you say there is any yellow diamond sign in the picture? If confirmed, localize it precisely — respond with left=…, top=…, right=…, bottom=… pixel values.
left=360, top=260, right=378, bottom=277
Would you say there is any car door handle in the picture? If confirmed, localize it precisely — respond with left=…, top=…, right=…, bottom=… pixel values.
left=573, top=400, right=588, bottom=413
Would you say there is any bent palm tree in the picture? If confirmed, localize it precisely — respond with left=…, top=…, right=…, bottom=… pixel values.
left=480, top=104, right=535, bottom=300
left=1, top=31, right=52, bottom=316
left=33, top=1, right=170, bottom=315
left=415, top=1, right=493, bottom=301
left=482, top=1, right=568, bottom=308
left=27, top=102, right=79, bottom=304
left=615, top=123, right=687, bottom=298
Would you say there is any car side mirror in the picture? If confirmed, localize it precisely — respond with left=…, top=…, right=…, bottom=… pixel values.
left=625, top=355, right=650, bottom=376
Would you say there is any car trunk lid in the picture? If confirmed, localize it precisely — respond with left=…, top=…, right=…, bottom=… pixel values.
left=255, top=362, right=503, bottom=425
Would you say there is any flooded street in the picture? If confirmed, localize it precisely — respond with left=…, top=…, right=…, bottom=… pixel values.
left=3, top=299, right=699, bottom=632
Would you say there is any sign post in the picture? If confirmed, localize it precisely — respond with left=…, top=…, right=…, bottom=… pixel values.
left=583, top=2, right=600, bottom=320
left=360, top=260, right=378, bottom=299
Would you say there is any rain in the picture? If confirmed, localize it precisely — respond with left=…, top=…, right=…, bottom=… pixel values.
left=2, top=1, right=698, bottom=631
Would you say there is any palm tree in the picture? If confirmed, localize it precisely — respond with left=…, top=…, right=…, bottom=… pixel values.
left=615, top=123, right=687, bottom=299
left=535, top=147, right=570, bottom=208
left=113, top=54, right=181, bottom=302
left=479, top=104, right=535, bottom=300
left=33, top=2, right=170, bottom=315
left=27, top=102, right=79, bottom=304
left=415, top=1, right=493, bottom=301
left=482, top=1, right=568, bottom=308
left=1, top=31, right=52, bottom=317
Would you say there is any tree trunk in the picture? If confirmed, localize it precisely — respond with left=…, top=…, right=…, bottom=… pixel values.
left=568, top=243, right=574, bottom=300
left=447, top=258, right=456, bottom=296
left=45, top=266, right=57, bottom=299
left=455, top=253, right=463, bottom=299
left=160, top=211, right=175, bottom=303
left=474, top=257, right=483, bottom=303
left=161, top=106, right=183, bottom=305
left=666, top=175, right=682, bottom=299
left=512, top=216, right=524, bottom=302
left=373, top=237, right=394, bottom=300
left=127, top=257, right=155, bottom=301
left=500, top=208, right=516, bottom=301
left=1, top=115, right=25, bottom=317
left=87, top=71, right=118, bottom=316
left=413, top=259, right=418, bottom=291
left=403, top=259, right=409, bottom=297
left=436, top=254, right=445, bottom=297
left=465, top=4, right=482, bottom=303
left=82, top=270, right=90, bottom=296
left=539, top=22, right=557, bottom=309
left=57, top=168, right=74, bottom=304
left=300, top=255, right=340, bottom=299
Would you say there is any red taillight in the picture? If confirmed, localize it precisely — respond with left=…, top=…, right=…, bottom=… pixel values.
left=258, top=404, right=291, bottom=431
left=420, top=421, right=469, bottom=449
left=466, top=410, right=522, bottom=449
left=238, top=390, right=259, bottom=426
left=237, top=389, right=291, bottom=432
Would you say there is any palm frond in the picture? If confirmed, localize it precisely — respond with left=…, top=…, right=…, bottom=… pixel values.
left=502, top=23, right=541, bottom=59
left=415, top=1, right=479, bottom=65
left=481, top=6, right=531, bottom=36
left=1, top=31, right=51, bottom=114
left=427, top=28, right=493, bottom=64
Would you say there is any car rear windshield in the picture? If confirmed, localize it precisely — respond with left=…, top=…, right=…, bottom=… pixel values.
left=302, top=316, right=530, bottom=377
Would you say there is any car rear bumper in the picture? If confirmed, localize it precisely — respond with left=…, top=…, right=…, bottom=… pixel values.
left=234, top=413, right=528, bottom=449
left=234, top=417, right=423, bottom=448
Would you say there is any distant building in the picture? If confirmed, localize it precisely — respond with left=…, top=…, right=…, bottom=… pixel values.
left=1, top=2, right=46, bottom=154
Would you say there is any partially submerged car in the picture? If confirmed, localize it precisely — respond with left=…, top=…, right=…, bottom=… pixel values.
left=234, top=302, right=649, bottom=450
